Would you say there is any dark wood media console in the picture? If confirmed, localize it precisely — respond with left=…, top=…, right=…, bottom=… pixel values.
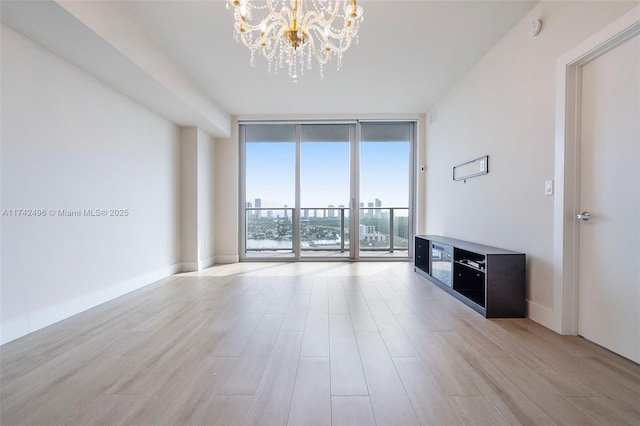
left=415, top=235, right=526, bottom=318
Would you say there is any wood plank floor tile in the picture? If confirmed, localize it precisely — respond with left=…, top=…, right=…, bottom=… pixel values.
left=331, top=396, right=376, bottom=426
left=3, top=354, right=144, bottom=425
left=446, top=396, right=511, bottom=426
left=199, top=395, right=254, bottom=426
left=343, top=284, right=377, bottom=333
left=328, top=280, right=350, bottom=314
left=445, top=339, right=553, bottom=425
left=281, top=288, right=311, bottom=332
left=566, top=396, right=640, bottom=425
left=393, top=356, right=464, bottom=426
left=329, top=332, right=369, bottom=396
left=164, top=356, right=240, bottom=425
left=366, top=299, right=417, bottom=357
left=372, top=282, right=413, bottom=314
left=211, top=300, right=274, bottom=357
left=218, top=314, right=284, bottom=395
left=395, top=313, right=482, bottom=397
left=244, top=332, right=304, bottom=426
left=355, top=332, right=419, bottom=426
left=287, top=357, right=332, bottom=426
left=66, top=393, right=142, bottom=425
left=300, top=283, right=329, bottom=357
left=477, top=356, right=600, bottom=425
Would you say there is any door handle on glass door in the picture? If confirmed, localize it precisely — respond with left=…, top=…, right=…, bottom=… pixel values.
left=576, top=212, right=592, bottom=221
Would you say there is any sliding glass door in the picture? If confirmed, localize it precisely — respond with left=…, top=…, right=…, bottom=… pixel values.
left=243, top=124, right=296, bottom=258
left=359, top=123, right=412, bottom=258
left=300, top=125, right=352, bottom=258
left=240, top=121, right=414, bottom=260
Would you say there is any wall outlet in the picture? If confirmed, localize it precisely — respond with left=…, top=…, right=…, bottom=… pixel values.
left=545, top=180, right=554, bottom=196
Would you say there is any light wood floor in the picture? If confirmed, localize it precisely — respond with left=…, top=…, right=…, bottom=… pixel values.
left=1, top=262, right=639, bottom=425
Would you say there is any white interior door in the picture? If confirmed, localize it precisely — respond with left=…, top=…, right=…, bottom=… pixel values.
left=578, top=34, right=640, bottom=363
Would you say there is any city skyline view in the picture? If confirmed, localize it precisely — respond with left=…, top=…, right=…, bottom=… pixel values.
left=245, top=140, right=410, bottom=209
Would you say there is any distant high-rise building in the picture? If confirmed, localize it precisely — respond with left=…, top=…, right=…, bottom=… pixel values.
left=284, top=205, right=288, bottom=219
left=246, top=202, right=252, bottom=208
left=328, top=205, right=335, bottom=218
left=267, top=210, right=273, bottom=219
left=368, top=202, right=374, bottom=218
left=255, top=198, right=262, bottom=218
left=314, top=209, right=318, bottom=218
left=303, top=209, right=309, bottom=219
left=375, top=198, right=382, bottom=218
left=360, top=202, right=365, bottom=218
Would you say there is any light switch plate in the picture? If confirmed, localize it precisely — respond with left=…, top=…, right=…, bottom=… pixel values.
left=545, top=180, right=554, bottom=196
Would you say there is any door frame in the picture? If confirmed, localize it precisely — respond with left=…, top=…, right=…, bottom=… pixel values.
left=554, top=6, right=640, bottom=335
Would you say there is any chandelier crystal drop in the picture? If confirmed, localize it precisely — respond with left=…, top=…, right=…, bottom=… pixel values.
left=227, top=0, right=364, bottom=82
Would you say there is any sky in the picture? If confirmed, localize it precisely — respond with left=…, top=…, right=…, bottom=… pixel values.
left=245, top=140, right=409, bottom=210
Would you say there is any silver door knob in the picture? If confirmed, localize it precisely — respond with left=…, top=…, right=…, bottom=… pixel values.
left=576, top=212, right=592, bottom=221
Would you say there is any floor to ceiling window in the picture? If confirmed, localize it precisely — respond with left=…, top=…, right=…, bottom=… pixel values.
left=300, top=124, right=352, bottom=258
left=243, top=124, right=296, bottom=258
left=359, top=123, right=412, bottom=258
left=240, top=121, right=415, bottom=260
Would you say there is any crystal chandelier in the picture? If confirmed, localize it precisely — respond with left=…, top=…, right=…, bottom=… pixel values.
left=227, top=0, right=364, bottom=81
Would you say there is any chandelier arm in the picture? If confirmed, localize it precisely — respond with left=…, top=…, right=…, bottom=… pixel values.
left=238, top=22, right=269, bottom=50
left=239, top=33, right=259, bottom=50
left=263, top=13, right=288, bottom=39
left=305, top=18, right=346, bottom=42
left=301, top=1, right=341, bottom=29
left=305, top=23, right=352, bottom=54
left=304, top=3, right=361, bottom=42
left=307, top=21, right=356, bottom=49
left=307, top=35, right=330, bottom=65
left=261, top=25, right=288, bottom=60
left=235, top=16, right=274, bottom=33
left=266, top=0, right=277, bottom=15
left=232, top=0, right=287, bottom=32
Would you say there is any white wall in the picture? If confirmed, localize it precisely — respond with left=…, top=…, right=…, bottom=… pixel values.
left=180, top=127, right=198, bottom=267
left=1, top=25, right=182, bottom=344
left=425, top=1, right=637, bottom=331
left=197, top=129, right=216, bottom=264
left=214, top=120, right=240, bottom=264
left=180, top=127, right=216, bottom=271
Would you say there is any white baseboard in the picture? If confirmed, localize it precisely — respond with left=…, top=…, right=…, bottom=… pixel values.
left=181, top=261, right=199, bottom=272
left=215, top=254, right=239, bottom=264
left=527, top=300, right=560, bottom=334
left=1, top=263, right=181, bottom=346
left=181, top=257, right=216, bottom=272
left=199, top=256, right=215, bottom=269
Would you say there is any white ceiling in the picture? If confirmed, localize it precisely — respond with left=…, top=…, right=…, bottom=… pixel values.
left=120, top=0, right=538, bottom=116
left=2, top=0, right=538, bottom=133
